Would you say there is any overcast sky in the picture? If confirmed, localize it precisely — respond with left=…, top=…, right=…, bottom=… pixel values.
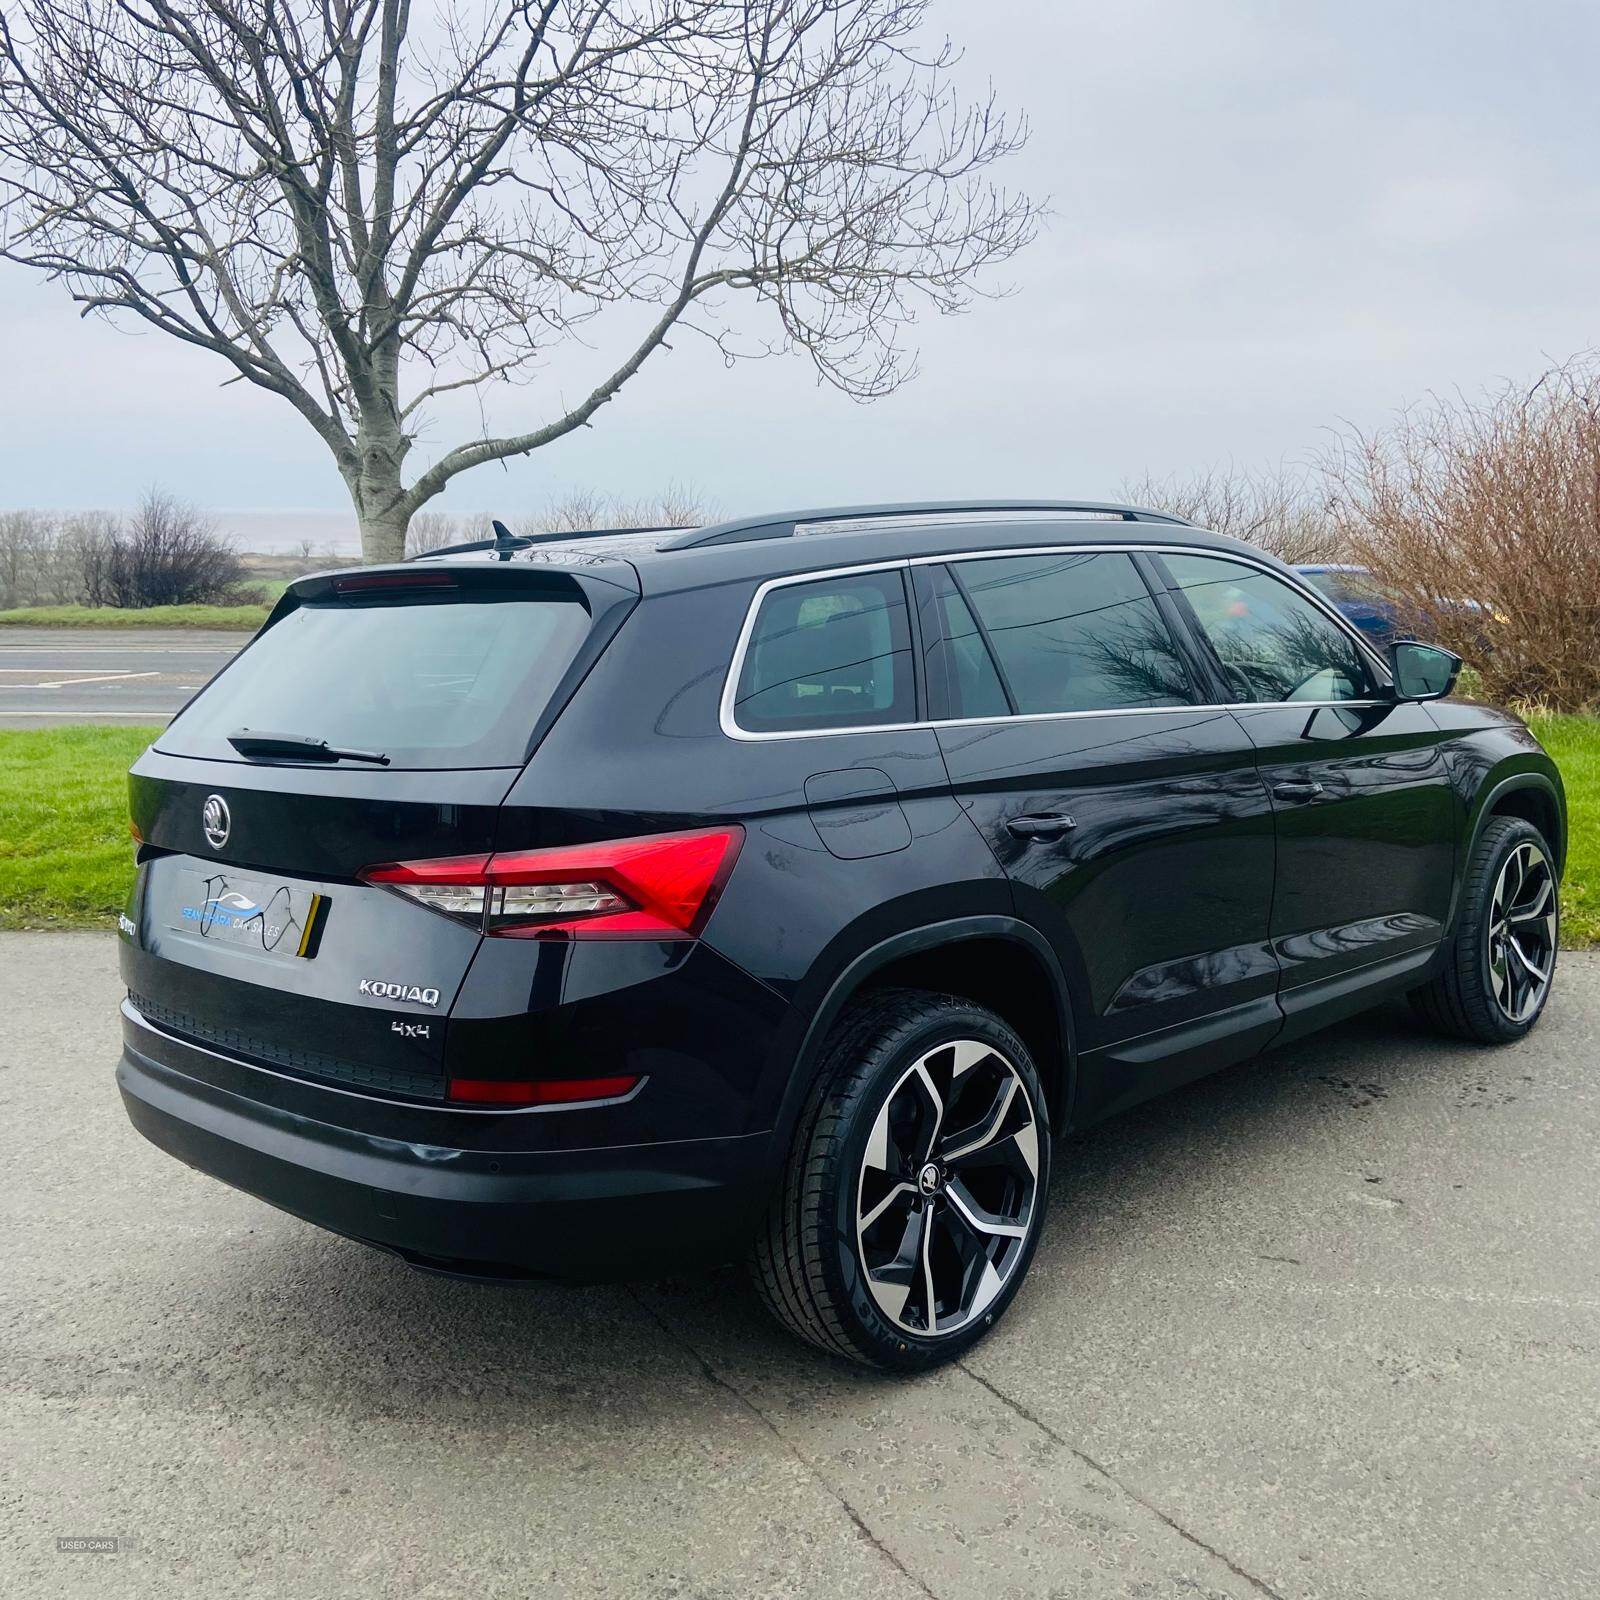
left=2, top=0, right=1597, bottom=540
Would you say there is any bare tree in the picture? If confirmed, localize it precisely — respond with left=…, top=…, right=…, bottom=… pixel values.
left=0, top=507, right=123, bottom=606
left=1123, top=463, right=1343, bottom=565
left=1321, top=357, right=1600, bottom=712
left=530, top=481, right=715, bottom=533
left=404, top=509, right=468, bottom=556
left=0, top=1, right=1038, bottom=563
left=0, top=508, right=51, bottom=608
left=404, top=483, right=712, bottom=552
left=56, top=509, right=120, bottom=602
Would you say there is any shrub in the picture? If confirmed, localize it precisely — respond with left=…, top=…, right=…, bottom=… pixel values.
left=1323, top=358, right=1600, bottom=712
left=1122, top=464, right=1343, bottom=564
left=92, top=489, right=244, bottom=607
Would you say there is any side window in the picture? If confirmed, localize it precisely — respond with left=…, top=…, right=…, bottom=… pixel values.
left=732, top=569, right=914, bottom=733
left=924, top=565, right=1010, bottom=719
left=947, top=551, right=1193, bottom=714
left=1160, top=553, right=1375, bottom=703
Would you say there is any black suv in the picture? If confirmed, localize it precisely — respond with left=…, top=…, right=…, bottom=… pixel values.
left=117, top=501, right=1565, bottom=1370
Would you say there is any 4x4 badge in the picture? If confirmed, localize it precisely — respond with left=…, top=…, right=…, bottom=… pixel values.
left=359, top=979, right=441, bottom=1007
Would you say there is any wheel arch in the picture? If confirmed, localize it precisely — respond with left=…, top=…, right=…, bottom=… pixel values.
left=1436, top=766, right=1566, bottom=942
left=1477, top=772, right=1565, bottom=873
left=774, top=917, right=1077, bottom=1145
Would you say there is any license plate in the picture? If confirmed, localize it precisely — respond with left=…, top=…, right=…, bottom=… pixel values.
left=170, top=869, right=325, bottom=959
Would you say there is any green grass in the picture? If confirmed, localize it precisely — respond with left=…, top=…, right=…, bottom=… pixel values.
left=0, top=726, right=157, bottom=929
left=245, top=578, right=294, bottom=603
left=0, top=602, right=269, bottom=629
left=1, top=715, right=1596, bottom=940
left=1529, top=713, right=1600, bottom=947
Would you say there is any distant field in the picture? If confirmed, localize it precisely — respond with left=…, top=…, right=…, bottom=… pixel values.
left=0, top=603, right=269, bottom=629
left=3, top=716, right=1595, bottom=944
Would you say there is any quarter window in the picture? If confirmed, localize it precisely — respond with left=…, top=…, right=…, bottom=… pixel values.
left=925, top=566, right=1010, bottom=719
left=946, top=552, right=1193, bottom=715
left=1160, top=553, right=1375, bottom=703
left=733, top=570, right=914, bottom=732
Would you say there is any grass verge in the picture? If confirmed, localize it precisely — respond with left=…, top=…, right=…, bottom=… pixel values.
left=1, top=718, right=1596, bottom=942
left=0, top=726, right=157, bottom=929
left=0, top=603, right=269, bottom=629
left=1528, top=713, right=1599, bottom=946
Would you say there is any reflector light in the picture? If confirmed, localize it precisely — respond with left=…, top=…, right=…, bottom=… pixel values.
left=448, top=1074, right=640, bottom=1106
left=361, top=826, right=743, bottom=939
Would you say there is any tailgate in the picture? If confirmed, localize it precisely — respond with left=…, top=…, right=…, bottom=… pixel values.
left=121, top=759, right=516, bottom=1100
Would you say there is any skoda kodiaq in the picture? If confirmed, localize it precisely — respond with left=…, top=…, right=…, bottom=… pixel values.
left=116, top=501, right=1566, bottom=1370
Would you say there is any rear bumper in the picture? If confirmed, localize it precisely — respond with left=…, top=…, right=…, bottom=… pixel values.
left=117, top=1019, right=777, bottom=1283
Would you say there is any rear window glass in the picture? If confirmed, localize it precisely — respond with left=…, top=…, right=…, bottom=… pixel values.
left=732, top=570, right=914, bottom=733
left=159, top=593, right=592, bottom=769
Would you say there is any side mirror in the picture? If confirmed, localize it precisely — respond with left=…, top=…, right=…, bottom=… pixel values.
left=1386, top=639, right=1462, bottom=702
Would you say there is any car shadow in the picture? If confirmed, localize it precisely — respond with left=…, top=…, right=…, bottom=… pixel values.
left=176, top=994, right=1528, bottom=1420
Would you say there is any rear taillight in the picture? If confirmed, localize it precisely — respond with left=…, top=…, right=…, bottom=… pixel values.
left=361, top=826, right=743, bottom=940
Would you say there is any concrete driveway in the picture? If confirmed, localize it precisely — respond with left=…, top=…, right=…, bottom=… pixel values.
left=3, top=932, right=1596, bottom=1599
left=0, top=629, right=244, bottom=728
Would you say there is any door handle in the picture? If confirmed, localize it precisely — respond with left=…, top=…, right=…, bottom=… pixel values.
left=1271, top=780, right=1324, bottom=802
left=1006, top=813, right=1077, bottom=841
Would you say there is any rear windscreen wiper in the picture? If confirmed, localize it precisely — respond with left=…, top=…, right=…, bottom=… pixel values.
left=227, top=730, right=391, bottom=766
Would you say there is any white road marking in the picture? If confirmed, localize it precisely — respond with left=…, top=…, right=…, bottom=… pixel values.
left=0, top=709, right=171, bottom=717
left=0, top=645, right=234, bottom=653
left=25, top=670, right=161, bottom=689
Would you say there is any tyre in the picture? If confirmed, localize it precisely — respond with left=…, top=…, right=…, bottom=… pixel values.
left=1410, top=816, right=1559, bottom=1044
left=751, top=989, right=1051, bottom=1372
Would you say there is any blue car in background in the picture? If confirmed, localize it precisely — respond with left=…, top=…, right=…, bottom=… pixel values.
left=1295, top=564, right=1407, bottom=646
left=1297, top=563, right=1498, bottom=652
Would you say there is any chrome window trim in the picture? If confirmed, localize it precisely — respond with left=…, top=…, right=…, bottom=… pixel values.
left=719, top=543, right=1390, bottom=742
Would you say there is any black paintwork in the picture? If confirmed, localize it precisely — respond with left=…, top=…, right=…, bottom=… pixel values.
left=116, top=507, right=1568, bottom=1280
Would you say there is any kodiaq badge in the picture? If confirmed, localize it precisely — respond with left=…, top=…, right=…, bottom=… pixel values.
left=359, top=979, right=441, bottom=1007
left=202, top=794, right=230, bottom=850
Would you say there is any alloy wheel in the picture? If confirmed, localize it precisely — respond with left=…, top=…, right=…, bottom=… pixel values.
left=854, top=1037, right=1040, bottom=1338
left=1487, top=841, right=1557, bottom=1024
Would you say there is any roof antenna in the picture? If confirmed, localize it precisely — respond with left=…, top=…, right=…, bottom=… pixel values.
left=491, top=518, right=519, bottom=560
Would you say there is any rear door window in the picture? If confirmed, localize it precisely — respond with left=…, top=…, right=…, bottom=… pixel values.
left=732, top=570, right=914, bottom=733
left=947, top=551, right=1194, bottom=714
left=159, top=590, right=593, bottom=769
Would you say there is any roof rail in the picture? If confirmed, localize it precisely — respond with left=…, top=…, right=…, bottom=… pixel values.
left=667, top=499, right=1193, bottom=549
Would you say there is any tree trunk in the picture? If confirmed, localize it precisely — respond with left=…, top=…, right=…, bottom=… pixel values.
left=350, top=426, right=413, bottom=564
left=357, top=504, right=411, bottom=565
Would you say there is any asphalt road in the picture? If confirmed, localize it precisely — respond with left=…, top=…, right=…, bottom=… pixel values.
left=0, top=629, right=244, bottom=728
left=3, top=933, right=1597, bottom=1600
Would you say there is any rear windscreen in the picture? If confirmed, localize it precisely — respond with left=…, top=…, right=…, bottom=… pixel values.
left=158, top=592, right=592, bottom=769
